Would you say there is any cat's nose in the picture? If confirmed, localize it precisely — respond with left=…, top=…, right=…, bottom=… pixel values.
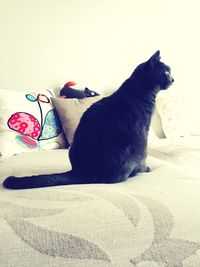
left=169, top=75, right=174, bottom=83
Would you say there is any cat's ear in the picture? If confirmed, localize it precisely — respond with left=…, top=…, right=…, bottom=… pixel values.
left=147, top=50, right=161, bottom=67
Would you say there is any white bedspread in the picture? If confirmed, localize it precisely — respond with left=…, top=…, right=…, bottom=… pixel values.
left=1, top=137, right=199, bottom=180
left=0, top=137, right=200, bottom=267
left=0, top=149, right=71, bottom=179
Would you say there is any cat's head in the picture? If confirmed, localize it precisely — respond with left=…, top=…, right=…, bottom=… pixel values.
left=132, top=50, right=174, bottom=91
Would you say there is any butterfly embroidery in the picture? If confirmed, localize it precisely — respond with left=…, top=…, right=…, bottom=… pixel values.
left=7, top=93, right=62, bottom=149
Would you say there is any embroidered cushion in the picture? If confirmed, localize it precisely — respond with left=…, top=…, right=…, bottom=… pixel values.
left=0, top=89, right=66, bottom=160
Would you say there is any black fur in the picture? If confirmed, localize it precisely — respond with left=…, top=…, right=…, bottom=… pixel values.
left=3, top=51, right=174, bottom=189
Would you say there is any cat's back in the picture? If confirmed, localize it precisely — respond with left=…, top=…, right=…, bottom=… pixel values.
left=76, top=94, right=117, bottom=134
left=74, top=89, right=139, bottom=143
left=79, top=92, right=129, bottom=126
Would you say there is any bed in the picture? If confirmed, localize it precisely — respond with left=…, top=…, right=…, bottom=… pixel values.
left=1, top=89, right=200, bottom=267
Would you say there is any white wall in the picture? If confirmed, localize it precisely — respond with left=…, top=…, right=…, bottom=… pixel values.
left=0, top=0, right=199, bottom=95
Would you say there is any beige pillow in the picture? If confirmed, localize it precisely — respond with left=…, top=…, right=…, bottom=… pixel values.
left=51, top=96, right=102, bottom=144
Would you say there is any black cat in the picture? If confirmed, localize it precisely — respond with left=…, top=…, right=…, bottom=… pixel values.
left=3, top=50, right=174, bottom=189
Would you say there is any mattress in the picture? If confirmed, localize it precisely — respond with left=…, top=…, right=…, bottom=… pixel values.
left=0, top=137, right=200, bottom=267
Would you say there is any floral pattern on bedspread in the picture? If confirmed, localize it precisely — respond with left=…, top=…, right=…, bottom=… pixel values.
left=1, top=187, right=200, bottom=267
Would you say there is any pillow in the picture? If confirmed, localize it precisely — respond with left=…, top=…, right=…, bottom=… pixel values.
left=0, top=89, right=66, bottom=160
left=51, top=96, right=102, bottom=144
left=150, top=107, right=165, bottom=138
left=156, top=91, right=200, bottom=139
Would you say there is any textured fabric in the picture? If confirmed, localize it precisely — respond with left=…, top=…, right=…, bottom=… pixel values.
left=156, top=91, right=200, bottom=138
left=51, top=96, right=102, bottom=144
left=1, top=137, right=200, bottom=266
left=0, top=89, right=66, bottom=160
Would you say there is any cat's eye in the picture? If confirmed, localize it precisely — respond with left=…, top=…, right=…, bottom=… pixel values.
left=165, top=70, right=171, bottom=77
left=165, top=69, right=174, bottom=82
left=165, top=67, right=171, bottom=75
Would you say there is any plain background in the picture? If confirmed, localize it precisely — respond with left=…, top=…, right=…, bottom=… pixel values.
left=0, top=0, right=199, bottom=98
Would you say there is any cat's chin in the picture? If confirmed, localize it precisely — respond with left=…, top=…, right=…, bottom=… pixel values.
left=161, top=82, right=174, bottom=90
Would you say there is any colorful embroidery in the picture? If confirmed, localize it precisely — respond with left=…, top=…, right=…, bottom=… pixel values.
left=8, top=112, right=41, bottom=140
left=15, top=135, right=40, bottom=150
left=39, top=109, right=61, bottom=140
left=7, top=93, right=62, bottom=149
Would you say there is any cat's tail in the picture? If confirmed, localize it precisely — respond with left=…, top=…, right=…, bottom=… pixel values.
left=3, top=170, right=85, bottom=190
